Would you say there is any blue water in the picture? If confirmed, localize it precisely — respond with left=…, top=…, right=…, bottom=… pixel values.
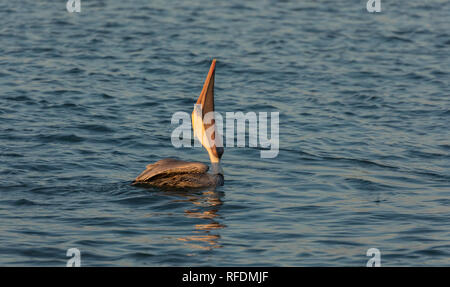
left=0, top=0, right=449, bottom=266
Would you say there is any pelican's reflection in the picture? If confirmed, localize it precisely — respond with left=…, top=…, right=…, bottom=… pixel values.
left=172, top=187, right=225, bottom=250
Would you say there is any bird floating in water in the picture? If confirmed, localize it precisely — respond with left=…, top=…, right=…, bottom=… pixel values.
left=133, top=59, right=224, bottom=188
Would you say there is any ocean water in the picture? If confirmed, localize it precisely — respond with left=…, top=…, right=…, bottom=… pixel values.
left=0, top=0, right=449, bottom=266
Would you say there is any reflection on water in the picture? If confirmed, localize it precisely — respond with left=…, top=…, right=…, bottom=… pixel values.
left=173, top=188, right=225, bottom=250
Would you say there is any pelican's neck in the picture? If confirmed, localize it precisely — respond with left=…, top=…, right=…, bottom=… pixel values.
left=205, top=146, right=223, bottom=175
left=211, top=161, right=223, bottom=175
left=210, top=160, right=224, bottom=186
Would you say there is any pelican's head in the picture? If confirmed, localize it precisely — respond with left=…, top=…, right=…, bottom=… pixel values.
left=192, top=59, right=224, bottom=174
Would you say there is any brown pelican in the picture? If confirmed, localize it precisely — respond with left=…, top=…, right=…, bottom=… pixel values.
left=133, top=59, right=224, bottom=188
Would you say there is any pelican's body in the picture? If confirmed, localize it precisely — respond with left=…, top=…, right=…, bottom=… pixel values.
left=133, top=60, right=224, bottom=188
left=133, top=158, right=223, bottom=188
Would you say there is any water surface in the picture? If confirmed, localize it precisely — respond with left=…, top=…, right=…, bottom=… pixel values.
left=0, top=0, right=449, bottom=266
